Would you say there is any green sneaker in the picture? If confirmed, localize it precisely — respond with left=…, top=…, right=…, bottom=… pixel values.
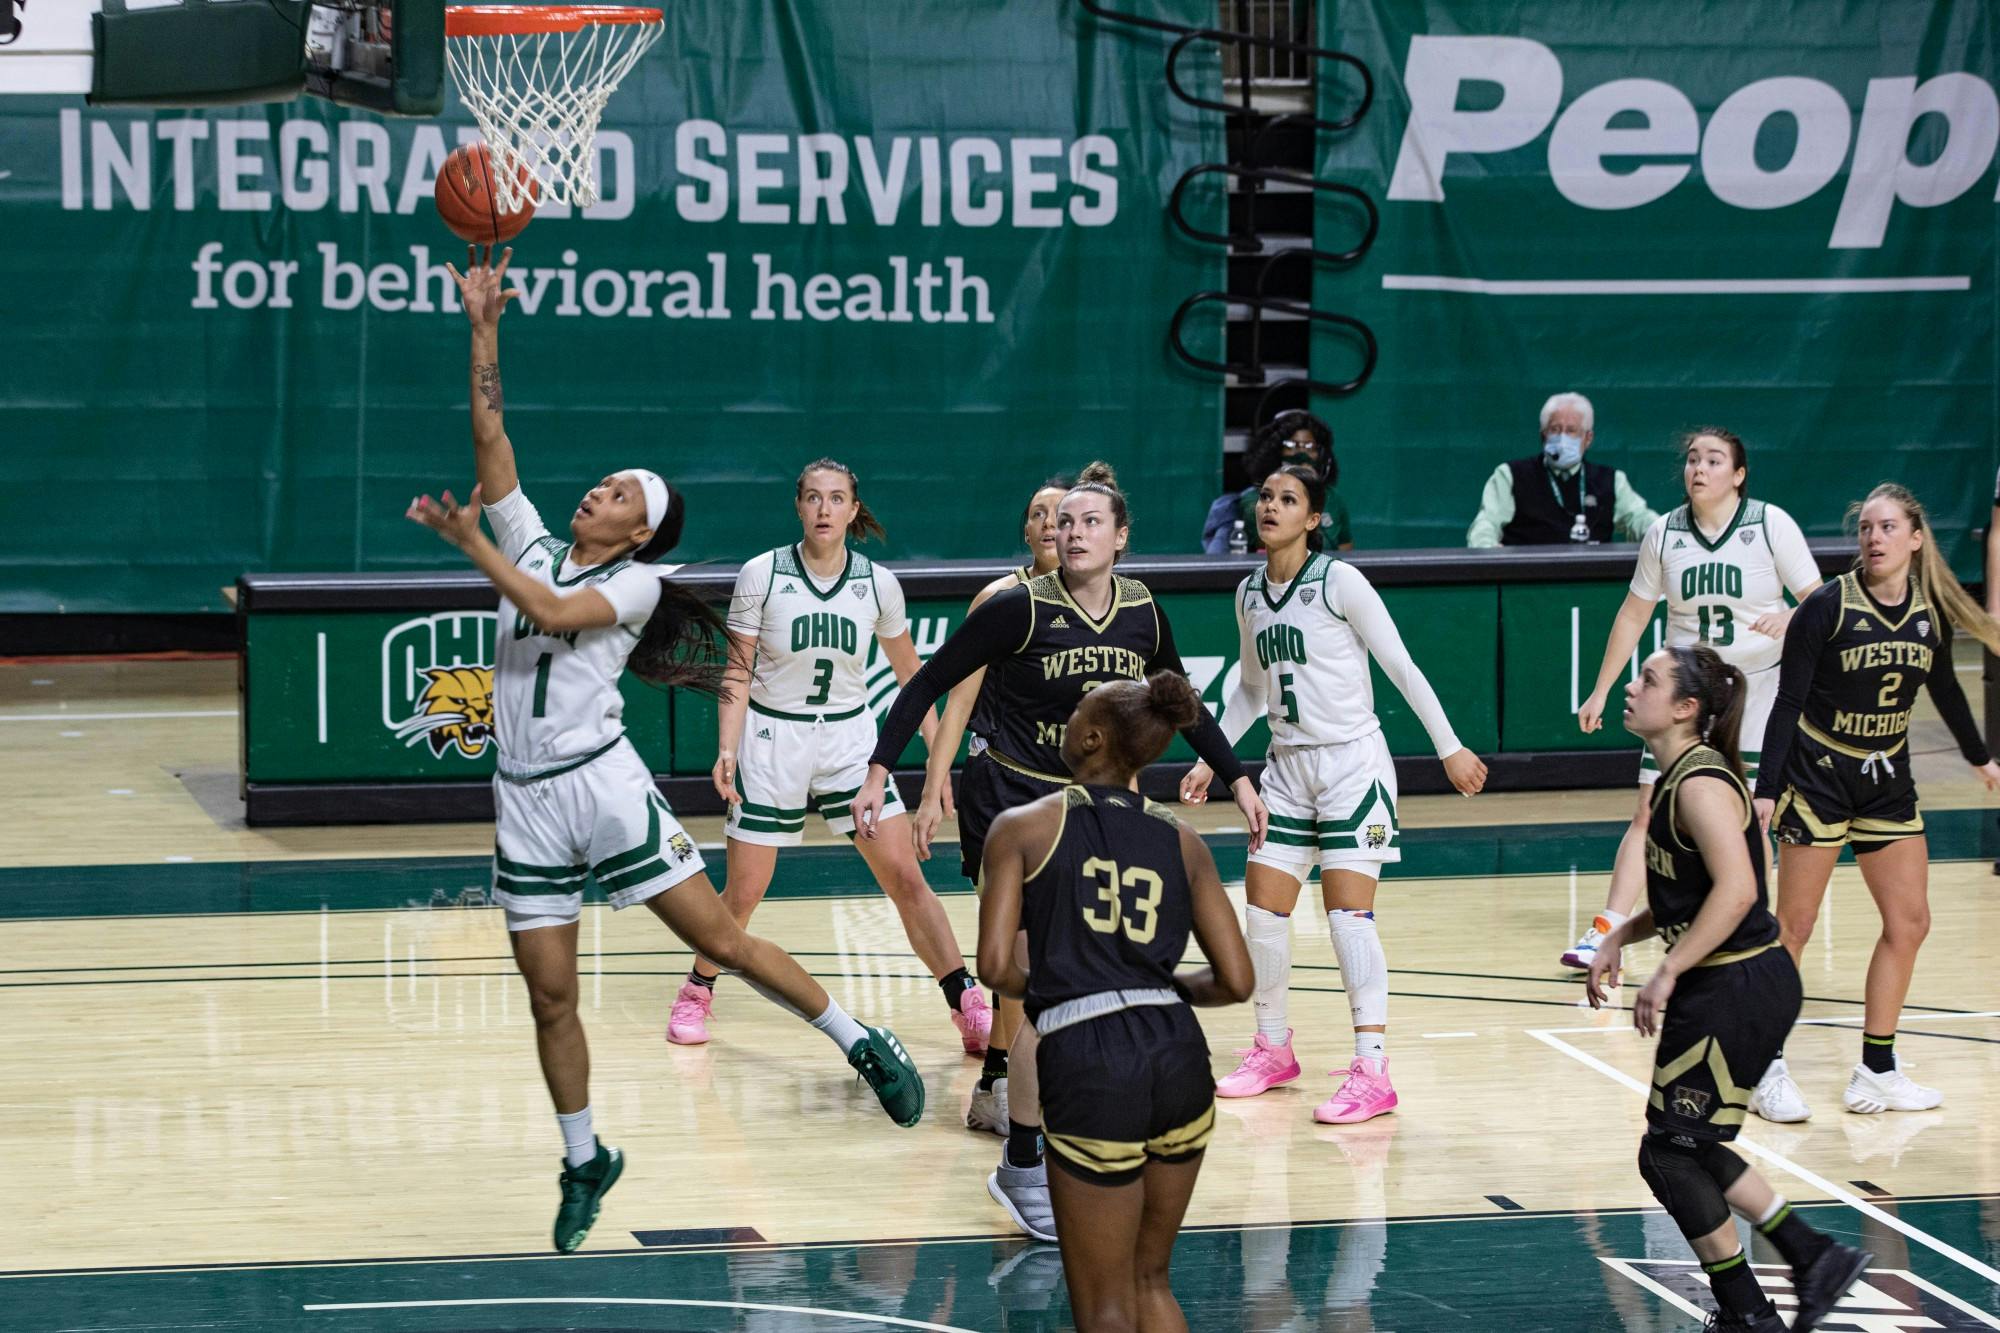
left=849, top=1026, right=925, bottom=1127
left=552, top=1139, right=623, bottom=1253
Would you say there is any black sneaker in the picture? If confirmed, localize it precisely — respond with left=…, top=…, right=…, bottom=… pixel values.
left=1702, top=1309, right=1786, bottom=1332
left=1791, top=1241, right=1872, bottom=1333
left=553, top=1139, right=624, bottom=1253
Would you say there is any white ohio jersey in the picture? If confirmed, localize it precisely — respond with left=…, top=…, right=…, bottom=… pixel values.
left=482, top=487, right=664, bottom=777
left=727, top=545, right=907, bottom=715
left=1221, top=552, right=1461, bottom=758
left=1631, top=499, right=1819, bottom=675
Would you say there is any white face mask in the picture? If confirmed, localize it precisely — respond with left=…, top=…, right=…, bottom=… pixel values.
left=1542, top=432, right=1584, bottom=469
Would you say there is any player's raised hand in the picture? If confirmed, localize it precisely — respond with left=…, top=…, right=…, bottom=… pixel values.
left=1443, top=748, right=1487, bottom=796
left=1178, top=761, right=1214, bottom=805
left=406, top=484, right=485, bottom=548
left=1577, top=688, right=1607, bottom=734
left=445, top=245, right=521, bottom=327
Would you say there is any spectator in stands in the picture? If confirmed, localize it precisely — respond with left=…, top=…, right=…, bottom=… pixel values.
left=1203, top=410, right=1353, bottom=555
left=1466, top=392, right=1658, bottom=547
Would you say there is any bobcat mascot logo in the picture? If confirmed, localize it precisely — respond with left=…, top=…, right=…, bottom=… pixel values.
left=394, top=666, right=496, bottom=758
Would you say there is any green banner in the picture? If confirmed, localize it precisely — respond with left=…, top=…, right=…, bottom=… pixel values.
left=1497, top=582, right=1668, bottom=752
left=0, top=1, right=1222, bottom=612
left=243, top=580, right=1503, bottom=785
left=1316, top=2, right=1998, bottom=572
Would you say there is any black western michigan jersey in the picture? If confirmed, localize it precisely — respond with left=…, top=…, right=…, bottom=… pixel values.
left=1645, top=744, right=1778, bottom=961
left=969, top=573, right=1166, bottom=780
left=1022, top=784, right=1193, bottom=1022
left=1756, top=572, right=1989, bottom=801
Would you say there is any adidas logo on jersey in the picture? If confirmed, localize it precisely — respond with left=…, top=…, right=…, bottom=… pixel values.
left=781, top=582, right=797, bottom=594
left=1049, top=615, right=1071, bottom=628
left=1672, top=537, right=1687, bottom=549
left=1854, top=617, right=1871, bottom=631
left=756, top=727, right=773, bottom=739
left=1818, top=754, right=1836, bottom=770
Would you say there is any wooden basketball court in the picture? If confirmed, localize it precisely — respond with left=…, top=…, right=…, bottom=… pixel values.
left=5, top=654, right=1998, bottom=1331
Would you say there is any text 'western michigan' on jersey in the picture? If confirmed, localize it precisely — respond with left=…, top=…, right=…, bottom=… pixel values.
left=482, top=487, right=664, bottom=776
left=1644, top=745, right=1778, bottom=961
left=1632, top=499, right=1818, bottom=675
left=1022, top=784, right=1194, bottom=1022
left=1219, top=552, right=1461, bottom=758
left=968, top=572, right=1163, bottom=779
left=726, top=545, right=907, bottom=713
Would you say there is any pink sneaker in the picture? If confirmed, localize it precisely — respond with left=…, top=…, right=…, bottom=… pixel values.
left=666, top=980, right=714, bottom=1045
left=1314, top=1057, right=1397, bottom=1124
left=951, top=987, right=993, bottom=1055
left=1215, top=1031, right=1303, bottom=1098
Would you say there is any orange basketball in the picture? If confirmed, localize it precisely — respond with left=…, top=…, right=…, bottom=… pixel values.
left=434, top=143, right=538, bottom=245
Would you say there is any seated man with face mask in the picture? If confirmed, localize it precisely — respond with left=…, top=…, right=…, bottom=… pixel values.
left=1466, top=392, right=1659, bottom=547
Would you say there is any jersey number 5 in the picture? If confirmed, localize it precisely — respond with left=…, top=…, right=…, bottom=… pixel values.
left=1080, top=856, right=1164, bottom=944
left=1279, top=669, right=1300, bottom=725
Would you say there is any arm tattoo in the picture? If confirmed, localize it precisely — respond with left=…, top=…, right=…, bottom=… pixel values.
left=474, top=362, right=503, bottom=413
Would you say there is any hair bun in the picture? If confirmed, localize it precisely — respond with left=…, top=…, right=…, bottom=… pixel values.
left=1143, top=670, right=1202, bottom=731
left=1076, top=460, right=1119, bottom=490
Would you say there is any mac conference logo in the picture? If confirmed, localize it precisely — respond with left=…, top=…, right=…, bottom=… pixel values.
left=381, top=611, right=498, bottom=760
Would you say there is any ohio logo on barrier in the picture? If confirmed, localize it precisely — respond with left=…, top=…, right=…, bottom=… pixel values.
left=381, top=612, right=498, bottom=760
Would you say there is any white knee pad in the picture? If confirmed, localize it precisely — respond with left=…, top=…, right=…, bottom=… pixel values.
left=1327, top=909, right=1388, bottom=1029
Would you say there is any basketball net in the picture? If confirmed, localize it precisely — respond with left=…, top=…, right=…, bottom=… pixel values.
left=445, top=8, right=663, bottom=212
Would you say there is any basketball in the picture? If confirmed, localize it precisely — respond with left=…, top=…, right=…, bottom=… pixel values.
left=433, top=143, right=537, bottom=245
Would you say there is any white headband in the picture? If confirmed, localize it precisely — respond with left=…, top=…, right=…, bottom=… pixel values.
left=616, top=469, right=670, bottom=534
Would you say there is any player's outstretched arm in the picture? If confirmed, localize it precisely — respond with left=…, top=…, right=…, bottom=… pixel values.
left=1581, top=593, right=1657, bottom=732
left=445, top=245, right=523, bottom=505
left=406, top=485, right=616, bottom=634
left=1336, top=563, right=1487, bottom=795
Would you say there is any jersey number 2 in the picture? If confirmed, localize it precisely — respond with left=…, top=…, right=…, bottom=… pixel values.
left=1697, top=605, right=1735, bottom=647
left=805, top=658, right=834, bottom=706
left=1080, top=856, right=1163, bottom=944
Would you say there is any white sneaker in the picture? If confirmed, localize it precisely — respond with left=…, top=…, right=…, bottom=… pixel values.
left=1561, top=919, right=1609, bottom=970
left=1843, top=1062, right=1943, bottom=1114
left=967, top=1076, right=1010, bottom=1137
left=1750, top=1059, right=1813, bottom=1123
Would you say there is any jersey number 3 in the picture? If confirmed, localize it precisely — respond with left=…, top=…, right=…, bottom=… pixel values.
left=1080, top=856, right=1163, bottom=944
left=805, top=658, right=834, bottom=707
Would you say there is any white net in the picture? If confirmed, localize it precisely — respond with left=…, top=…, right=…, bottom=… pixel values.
left=445, top=12, right=662, bottom=212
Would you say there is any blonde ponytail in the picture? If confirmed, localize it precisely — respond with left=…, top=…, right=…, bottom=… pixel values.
left=1851, top=483, right=2000, bottom=654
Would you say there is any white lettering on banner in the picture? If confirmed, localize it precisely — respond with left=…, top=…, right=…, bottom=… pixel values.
left=58, top=109, right=1122, bottom=228
left=195, top=242, right=995, bottom=322
left=1387, top=37, right=2000, bottom=249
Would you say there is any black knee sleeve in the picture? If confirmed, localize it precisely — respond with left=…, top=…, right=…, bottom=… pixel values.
left=1697, top=1141, right=1749, bottom=1194
left=1637, top=1132, right=1731, bottom=1239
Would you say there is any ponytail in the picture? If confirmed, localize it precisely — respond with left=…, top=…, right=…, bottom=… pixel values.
left=1666, top=644, right=1747, bottom=784
left=628, top=576, right=731, bottom=698
left=1849, top=483, right=2000, bottom=655
left=849, top=498, right=887, bottom=544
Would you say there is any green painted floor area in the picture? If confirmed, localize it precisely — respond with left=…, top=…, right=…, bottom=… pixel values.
left=3, top=808, right=1995, bottom=922
left=5, top=1198, right=1998, bottom=1331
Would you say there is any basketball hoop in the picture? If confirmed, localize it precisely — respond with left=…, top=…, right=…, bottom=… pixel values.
left=444, top=5, right=663, bottom=212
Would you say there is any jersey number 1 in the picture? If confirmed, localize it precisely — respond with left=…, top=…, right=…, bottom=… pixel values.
left=532, top=652, right=553, bottom=717
left=1080, top=856, right=1163, bottom=944
left=1697, top=605, right=1735, bottom=647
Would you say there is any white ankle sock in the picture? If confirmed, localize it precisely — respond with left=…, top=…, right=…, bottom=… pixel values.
left=1595, top=907, right=1629, bottom=934
left=1246, top=906, right=1293, bottom=1044
left=1328, top=908, right=1388, bottom=1030
left=810, top=998, right=868, bottom=1054
left=1355, top=1031, right=1386, bottom=1063
left=557, top=1106, right=595, bottom=1168
left=1755, top=1195, right=1787, bottom=1227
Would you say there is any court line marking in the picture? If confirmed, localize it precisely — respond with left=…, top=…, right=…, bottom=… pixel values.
left=0, top=709, right=238, bottom=722
left=12, top=1194, right=1999, bottom=1282
left=1526, top=1027, right=2000, bottom=1287
left=1535, top=1010, right=2000, bottom=1036
left=302, top=1296, right=977, bottom=1330
left=1601, top=1257, right=2000, bottom=1329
